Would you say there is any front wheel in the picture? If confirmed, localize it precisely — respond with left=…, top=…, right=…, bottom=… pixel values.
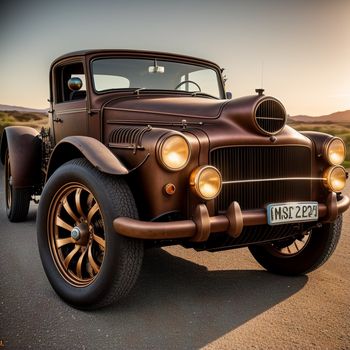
left=37, top=159, right=143, bottom=309
left=249, top=215, right=342, bottom=275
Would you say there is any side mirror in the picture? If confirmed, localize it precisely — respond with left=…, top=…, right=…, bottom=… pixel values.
left=68, top=77, right=83, bottom=91
left=226, top=91, right=232, bottom=99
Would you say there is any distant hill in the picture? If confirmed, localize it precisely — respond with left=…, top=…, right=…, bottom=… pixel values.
left=290, top=110, right=350, bottom=124
left=0, top=104, right=48, bottom=114
left=0, top=108, right=48, bottom=135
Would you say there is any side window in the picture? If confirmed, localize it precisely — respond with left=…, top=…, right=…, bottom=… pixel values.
left=54, top=62, right=86, bottom=103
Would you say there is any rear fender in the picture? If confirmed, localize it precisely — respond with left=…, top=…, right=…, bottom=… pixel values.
left=0, top=126, right=42, bottom=189
left=46, top=136, right=129, bottom=180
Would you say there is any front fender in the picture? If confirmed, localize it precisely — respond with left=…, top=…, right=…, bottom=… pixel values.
left=0, top=126, right=41, bottom=189
left=300, top=131, right=333, bottom=156
left=47, top=136, right=129, bottom=179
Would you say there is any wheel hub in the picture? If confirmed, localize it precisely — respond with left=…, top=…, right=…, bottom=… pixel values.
left=71, top=223, right=89, bottom=245
left=71, top=227, right=81, bottom=240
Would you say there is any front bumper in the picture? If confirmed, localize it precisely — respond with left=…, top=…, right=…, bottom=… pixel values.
left=113, top=193, right=350, bottom=242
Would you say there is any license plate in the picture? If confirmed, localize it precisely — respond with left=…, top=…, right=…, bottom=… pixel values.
left=267, top=202, right=318, bottom=226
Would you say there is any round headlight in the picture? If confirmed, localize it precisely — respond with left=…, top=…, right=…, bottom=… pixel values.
left=324, top=137, right=346, bottom=165
left=190, top=166, right=222, bottom=200
left=323, top=166, right=347, bottom=192
left=158, top=135, right=190, bottom=171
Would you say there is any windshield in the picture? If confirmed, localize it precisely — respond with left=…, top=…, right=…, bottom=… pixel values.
left=91, top=58, right=224, bottom=98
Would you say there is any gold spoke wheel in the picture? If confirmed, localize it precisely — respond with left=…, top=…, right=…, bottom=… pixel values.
left=37, top=159, right=143, bottom=308
left=268, top=233, right=311, bottom=257
left=48, top=183, right=105, bottom=287
left=249, top=216, right=343, bottom=276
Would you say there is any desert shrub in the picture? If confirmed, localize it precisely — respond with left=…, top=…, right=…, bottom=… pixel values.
left=0, top=111, right=48, bottom=136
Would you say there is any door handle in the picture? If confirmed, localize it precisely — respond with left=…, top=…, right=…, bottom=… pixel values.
left=53, top=118, right=63, bottom=123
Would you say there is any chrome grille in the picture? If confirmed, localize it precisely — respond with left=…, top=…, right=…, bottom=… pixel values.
left=210, top=146, right=312, bottom=213
left=255, top=99, right=286, bottom=134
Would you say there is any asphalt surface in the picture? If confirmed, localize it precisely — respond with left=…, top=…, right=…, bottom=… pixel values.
left=0, top=166, right=349, bottom=350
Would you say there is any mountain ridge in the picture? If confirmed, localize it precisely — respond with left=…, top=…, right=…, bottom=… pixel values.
left=290, top=110, right=350, bottom=123
left=0, top=104, right=48, bottom=114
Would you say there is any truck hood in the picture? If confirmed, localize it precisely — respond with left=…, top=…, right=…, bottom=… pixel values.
left=103, top=95, right=230, bottom=119
left=103, top=94, right=311, bottom=149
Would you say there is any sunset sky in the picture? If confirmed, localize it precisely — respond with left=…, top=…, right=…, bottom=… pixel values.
left=0, top=0, right=349, bottom=116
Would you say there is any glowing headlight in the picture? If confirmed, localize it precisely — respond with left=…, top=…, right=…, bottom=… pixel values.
left=158, top=135, right=190, bottom=171
left=323, top=166, right=347, bottom=192
left=190, top=166, right=222, bottom=200
left=324, top=137, right=346, bottom=165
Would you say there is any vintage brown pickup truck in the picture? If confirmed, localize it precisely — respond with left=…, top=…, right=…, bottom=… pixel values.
left=1, top=50, right=349, bottom=309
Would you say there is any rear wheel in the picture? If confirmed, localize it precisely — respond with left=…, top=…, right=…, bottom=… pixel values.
left=249, top=215, right=342, bottom=275
left=4, top=150, right=31, bottom=222
left=37, top=159, right=143, bottom=309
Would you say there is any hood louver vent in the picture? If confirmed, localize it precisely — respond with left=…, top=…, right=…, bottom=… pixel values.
left=109, top=126, right=151, bottom=146
left=254, top=99, right=287, bottom=135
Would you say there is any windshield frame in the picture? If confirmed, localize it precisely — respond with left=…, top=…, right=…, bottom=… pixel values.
left=89, top=55, right=226, bottom=99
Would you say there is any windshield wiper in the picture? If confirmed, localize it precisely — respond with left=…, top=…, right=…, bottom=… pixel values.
left=191, top=91, right=218, bottom=99
left=133, top=88, right=146, bottom=96
left=131, top=88, right=218, bottom=99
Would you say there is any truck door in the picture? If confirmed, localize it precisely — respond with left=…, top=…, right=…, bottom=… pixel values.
left=52, top=62, right=88, bottom=143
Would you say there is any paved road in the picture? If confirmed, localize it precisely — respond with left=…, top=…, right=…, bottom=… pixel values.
left=0, top=166, right=349, bottom=349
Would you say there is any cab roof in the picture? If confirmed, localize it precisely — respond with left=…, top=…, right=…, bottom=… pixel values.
left=50, top=49, right=222, bottom=71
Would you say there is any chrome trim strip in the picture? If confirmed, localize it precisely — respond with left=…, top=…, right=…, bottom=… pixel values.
left=222, top=177, right=324, bottom=185
left=104, top=103, right=229, bottom=119
left=56, top=108, right=87, bottom=115
left=256, top=117, right=284, bottom=120
left=108, top=142, right=145, bottom=150
left=210, top=144, right=313, bottom=152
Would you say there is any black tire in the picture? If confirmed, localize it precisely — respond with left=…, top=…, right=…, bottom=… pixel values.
left=4, top=150, right=31, bottom=222
left=37, top=158, right=143, bottom=309
left=249, top=215, right=343, bottom=276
